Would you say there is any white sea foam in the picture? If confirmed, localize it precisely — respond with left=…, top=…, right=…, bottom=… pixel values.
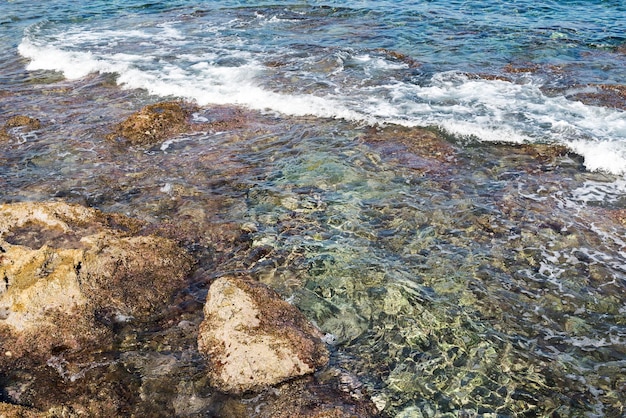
left=571, top=177, right=626, bottom=204
left=353, top=54, right=409, bottom=70
left=18, top=39, right=101, bottom=79
left=567, top=140, right=626, bottom=175
left=17, top=22, right=626, bottom=176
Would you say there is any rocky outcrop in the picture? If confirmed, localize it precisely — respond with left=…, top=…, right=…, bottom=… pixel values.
left=106, top=101, right=198, bottom=145
left=198, top=275, right=329, bottom=394
left=0, top=201, right=192, bottom=362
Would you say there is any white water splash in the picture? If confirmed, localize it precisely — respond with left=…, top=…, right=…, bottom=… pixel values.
left=17, top=19, right=626, bottom=176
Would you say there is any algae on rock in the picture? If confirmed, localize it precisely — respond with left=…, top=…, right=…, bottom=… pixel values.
left=0, top=201, right=193, bottom=363
left=106, top=101, right=198, bottom=145
left=0, top=115, right=41, bottom=142
left=198, top=275, right=329, bottom=394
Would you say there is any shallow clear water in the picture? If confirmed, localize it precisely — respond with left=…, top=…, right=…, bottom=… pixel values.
left=1, top=1, right=625, bottom=417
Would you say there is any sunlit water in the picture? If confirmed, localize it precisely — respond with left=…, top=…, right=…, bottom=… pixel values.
left=1, top=1, right=625, bottom=416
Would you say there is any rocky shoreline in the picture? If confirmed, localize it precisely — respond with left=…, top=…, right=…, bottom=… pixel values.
left=0, top=199, right=375, bottom=417
left=1, top=97, right=625, bottom=416
left=0, top=103, right=379, bottom=417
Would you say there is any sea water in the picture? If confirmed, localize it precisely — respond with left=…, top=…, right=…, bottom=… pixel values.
left=1, top=1, right=625, bottom=416
left=6, top=0, right=626, bottom=173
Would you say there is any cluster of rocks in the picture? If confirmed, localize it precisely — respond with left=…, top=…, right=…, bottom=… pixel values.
left=0, top=102, right=370, bottom=417
left=0, top=202, right=344, bottom=416
left=4, top=90, right=624, bottom=415
left=0, top=200, right=341, bottom=416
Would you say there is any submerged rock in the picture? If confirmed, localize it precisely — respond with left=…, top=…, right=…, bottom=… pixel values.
left=0, top=115, right=42, bottom=141
left=4, top=116, right=42, bottom=130
left=374, top=48, right=421, bottom=68
left=503, top=63, right=540, bottom=74
left=106, top=101, right=198, bottom=145
left=0, top=201, right=192, bottom=362
left=359, top=125, right=457, bottom=175
left=198, top=275, right=329, bottom=394
left=362, top=125, right=456, bottom=164
left=565, top=83, right=626, bottom=110
left=215, top=372, right=379, bottom=418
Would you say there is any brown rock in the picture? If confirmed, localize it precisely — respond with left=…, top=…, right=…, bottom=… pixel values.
left=79, top=234, right=193, bottom=319
left=0, top=402, right=45, bottom=418
left=518, top=143, right=571, bottom=164
left=216, top=375, right=378, bottom=418
left=198, top=276, right=329, bottom=394
left=107, top=101, right=198, bottom=145
left=1, top=115, right=41, bottom=142
left=0, top=201, right=192, bottom=361
left=601, top=208, right=626, bottom=226
left=4, top=116, right=41, bottom=130
left=464, top=72, right=512, bottom=82
left=374, top=48, right=421, bottom=68
left=360, top=125, right=457, bottom=175
left=564, top=84, right=626, bottom=110
left=503, top=63, right=539, bottom=74
left=363, top=125, right=456, bottom=163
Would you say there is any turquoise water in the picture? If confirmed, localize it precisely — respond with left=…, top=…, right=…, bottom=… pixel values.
left=3, top=0, right=626, bottom=173
left=1, top=1, right=625, bottom=416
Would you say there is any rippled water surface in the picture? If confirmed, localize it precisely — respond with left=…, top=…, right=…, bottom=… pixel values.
left=1, top=1, right=625, bottom=416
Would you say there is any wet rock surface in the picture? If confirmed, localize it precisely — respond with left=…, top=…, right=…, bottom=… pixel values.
left=106, top=101, right=198, bottom=145
left=567, top=83, right=626, bottom=110
left=0, top=201, right=192, bottom=365
left=198, top=275, right=329, bottom=394
left=0, top=71, right=624, bottom=416
left=0, top=402, right=45, bottom=418
left=360, top=125, right=457, bottom=175
left=374, top=48, right=421, bottom=69
left=214, top=372, right=378, bottom=417
left=471, top=63, right=626, bottom=111
left=1, top=115, right=41, bottom=142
